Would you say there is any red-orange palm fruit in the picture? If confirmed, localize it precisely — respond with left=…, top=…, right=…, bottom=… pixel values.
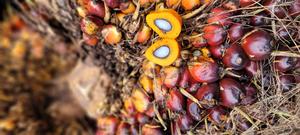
left=222, top=43, right=249, bottom=70
left=188, top=57, right=219, bottom=83
left=97, top=116, right=120, bottom=135
left=203, top=24, right=227, bottom=46
left=220, top=78, right=245, bottom=107
left=241, top=30, right=273, bottom=61
left=207, top=7, right=232, bottom=26
left=195, top=83, right=219, bottom=108
left=166, top=89, right=185, bottom=112
left=81, top=15, right=103, bottom=35
left=86, top=1, right=105, bottom=18
left=161, top=66, right=180, bottom=88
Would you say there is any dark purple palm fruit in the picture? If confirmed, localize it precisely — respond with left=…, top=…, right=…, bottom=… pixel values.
left=220, top=78, right=245, bottom=108
left=222, top=43, right=250, bottom=70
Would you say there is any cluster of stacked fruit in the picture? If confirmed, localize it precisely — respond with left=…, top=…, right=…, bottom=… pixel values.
left=76, top=0, right=300, bottom=134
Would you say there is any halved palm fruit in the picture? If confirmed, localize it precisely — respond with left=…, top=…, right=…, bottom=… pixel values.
left=146, top=9, right=182, bottom=39
left=145, top=39, right=180, bottom=66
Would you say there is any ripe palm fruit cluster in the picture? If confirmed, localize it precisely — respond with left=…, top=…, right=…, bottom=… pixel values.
left=75, top=0, right=300, bottom=134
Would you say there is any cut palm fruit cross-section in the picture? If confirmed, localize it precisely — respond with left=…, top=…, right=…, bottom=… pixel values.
left=145, top=39, right=180, bottom=66
left=146, top=9, right=182, bottom=39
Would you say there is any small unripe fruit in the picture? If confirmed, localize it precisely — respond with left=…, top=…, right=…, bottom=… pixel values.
left=220, top=78, right=245, bottom=107
left=190, top=33, right=207, bottom=48
left=223, top=43, right=249, bottom=70
left=124, top=97, right=135, bottom=114
left=132, top=89, right=150, bottom=113
left=241, top=30, right=273, bottom=61
left=188, top=57, right=219, bottom=83
left=203, top=24, right=227, bottom=46
left=137, top=25, right=152, bottom=43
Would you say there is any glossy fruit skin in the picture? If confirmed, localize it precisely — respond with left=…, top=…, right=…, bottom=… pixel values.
left=241, top=30, right=273, bottom=61
left=181, top=0, right=200, bottom=10
left=97, top=116, right=120, bottom=135
left=244, top=61, right=259, bottom=77
left=263, top=0, right=286, bottom=18
left=187, top=82, right=201, bottom=93
left=187, top=99, right=204, bottom=121
left=274, top=56, right=298, bottom=72
left=277, top=28, right=297, bottom=41
left=179, top=67, right=191, bottom=88
left=86, top=1, right=105, bottom=18
left=83, top=33, right=98, bottom=46
left=223, top=43, right=249, bottom=70
left=195, top=83, right=219, bottom=108
left=239, top=0, right=259, bottom=7
left=229, top=23, right=245, bottom=42
left=203, top=24, right=227, bottom=46
left=142, top=125, right=163, bottom=135
left=116, top=122, right=130, bottom=135
left=241, top=84, right=257, bottom=105
left=207, top=7, right=232, bottom=26
left=176, top=114, right=193, bottom=132
left=105, top=0, right=120, bottom=8
left=188, top=58, right=219, bottom=83
left=279, top=74, right=296, bottom=92
left=209, top=44, right=224, bottom=59
left=80, top=15, right=103, bottom=35
left=289, top=0, right=300, bottom=17
left=220, top=78, right=245, bottom=107
left=208, top=106, right=227, bottom=124
left=250, top=13, right=269, bottom=26
left=166, top=89, right=185, bottom=112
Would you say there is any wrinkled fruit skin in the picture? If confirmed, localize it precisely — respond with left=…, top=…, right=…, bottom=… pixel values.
left=220, top=78, right=245, bottom=107
left=167, top=89, right=184, bottom=112
left=203, top=24, right=227, bottom=46
left=274, top=56, right=298, bottom=72
left=223, top=43, right=249, bottom=70
left=195, top=83, right=219, bottom=108
left=188, top=58, right=219, bottom=83
left=242, top=30, right=272, bottom=61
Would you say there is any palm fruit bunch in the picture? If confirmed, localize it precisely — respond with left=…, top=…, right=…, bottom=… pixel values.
left=75, top=0, right=300, bottom=134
